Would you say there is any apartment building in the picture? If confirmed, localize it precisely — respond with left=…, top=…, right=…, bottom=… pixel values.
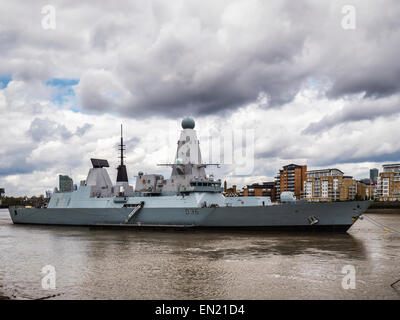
left=275, top=164, right=307, bottom=201
left=243, top=182, right=276, bottom=202
left=303, top=169, right=343, bottom=202
left=357, top=181, right=375, bottom=200
left=303, top=169, right=357, bottom=202
left=340, top=176, right=357, bottom=201
left=376, top=164, right=400, bottom=201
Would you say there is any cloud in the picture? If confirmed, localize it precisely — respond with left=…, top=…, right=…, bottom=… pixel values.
left=303, top=95, right=400, bottom=134
left=28, top=117, right=74, bottom=142
left=74, top=0, right=320, bottom=117
left=0, top=149, right=36, bottom=176
left=1, top=1, right=400, bottom=195
left=0, top=1, right=399, bottom=118
left=75, top=123, right=93, bottom=137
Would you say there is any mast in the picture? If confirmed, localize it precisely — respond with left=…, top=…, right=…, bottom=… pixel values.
left=116, top=124, right=128, bottom=182
left=119, top=124, right=124, bottom=166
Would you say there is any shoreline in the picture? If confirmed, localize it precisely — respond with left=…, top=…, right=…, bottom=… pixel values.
left=0, top=292, right=10, bottom=300
left=365, top=208, right=400, bottom=214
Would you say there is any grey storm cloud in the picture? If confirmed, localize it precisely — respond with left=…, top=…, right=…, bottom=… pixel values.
left=72, top=0, right=400, bottom=118
left=2, top=0, right=400, bottom=195
left=1, top=1, right=400, bottom=118
left=75, top=123, right=93, bottom=137
left=0, top=151, right=35, bottom=176
left=27, top=117, right=92, bottom=142
left=28, top=117, right=73, bottom=142
left=76, top=0, right=322, bottom=116
left=303, top=95, right=400, bottom=134
left=311, top=150, right=400, bottom=167
left=0, top=117, right=93, bottom=178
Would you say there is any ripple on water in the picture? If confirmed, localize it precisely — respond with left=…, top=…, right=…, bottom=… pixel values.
left=0, top=209, right=399, bottom=299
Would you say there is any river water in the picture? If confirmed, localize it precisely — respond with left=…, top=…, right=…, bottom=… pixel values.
left=0, top=208, right=399, bottom=300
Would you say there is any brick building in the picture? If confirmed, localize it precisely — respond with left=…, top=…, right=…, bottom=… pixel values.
left=376, top=164, right=400, bottom=201
left=275, top=164, right=307, bottom=201
left=242, top=182, right=276, bottom=202
left=303, top=169, right=357, bottom=202
left=357, top=181, right=375, bottom=200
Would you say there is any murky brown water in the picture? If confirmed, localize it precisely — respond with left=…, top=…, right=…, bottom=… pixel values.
left=0, top=209, right=399, bottom=299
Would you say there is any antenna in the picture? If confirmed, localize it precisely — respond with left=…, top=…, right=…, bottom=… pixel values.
left=116, top=124, right=129, bottom=183
left=119, top=124, right=125, bottom=166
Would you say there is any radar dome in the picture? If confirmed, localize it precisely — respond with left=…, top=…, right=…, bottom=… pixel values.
left=181, top=117, right=195, bottom=129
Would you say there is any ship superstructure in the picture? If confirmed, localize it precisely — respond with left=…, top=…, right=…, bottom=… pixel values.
left=9, top=118, right=371, bottom=231
left=135, top=117, right=224, bottom=196
left=116, top=124, right=133, bottom=196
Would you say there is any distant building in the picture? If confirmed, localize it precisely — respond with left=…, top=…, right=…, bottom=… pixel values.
left=357, top=181, right=375, bottom=200
left=223, top=182, right=239, bottom=197
left=303, top=169, right=358, bottom=202
left=340, top=176, right=357, bottom=201
left=45, top=190, right=52, bottom=198
left=59, top=175, right=73, bottom=192
left=370, top=168, right=379, bottom=184
left=275, top=164, right=307, bottom=201
left=303, top=168, right=344, bottom=202
left=359, top=178, right=372, bottom=185
left=243, top=182, right=276, bottom=202
left=376, top=164, right=400, bottom=201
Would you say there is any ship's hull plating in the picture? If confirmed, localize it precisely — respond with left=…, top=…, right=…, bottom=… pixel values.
left=9, top=201, right=371, bottom=232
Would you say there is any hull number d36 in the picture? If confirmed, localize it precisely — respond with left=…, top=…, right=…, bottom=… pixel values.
left=185, top=208, right=199, bottom=215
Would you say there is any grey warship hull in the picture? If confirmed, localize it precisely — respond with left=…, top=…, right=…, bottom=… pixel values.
left=9, top=118, right=372, bottom=232
left=9, top=200, right=370, bottom=231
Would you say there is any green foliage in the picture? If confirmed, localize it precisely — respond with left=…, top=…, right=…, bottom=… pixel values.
left=0, top=196, right=49, bottom=208
left=354, top=194, right=364, bottom=201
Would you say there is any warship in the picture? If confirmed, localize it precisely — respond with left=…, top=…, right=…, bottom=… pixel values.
left=9, top=118, right=371, bottom=231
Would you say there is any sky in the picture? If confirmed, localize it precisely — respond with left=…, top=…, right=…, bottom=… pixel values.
left=1, top=0, right=400, bottom=196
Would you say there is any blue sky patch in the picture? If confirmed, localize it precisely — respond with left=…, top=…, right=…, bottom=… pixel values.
left=69, top=106, right=82, bottom=113
left=0, top=75, right=12, bottom=89
left=45, top=78, right=79, bottom=87
left=44, top=78, right=80, bottom=107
